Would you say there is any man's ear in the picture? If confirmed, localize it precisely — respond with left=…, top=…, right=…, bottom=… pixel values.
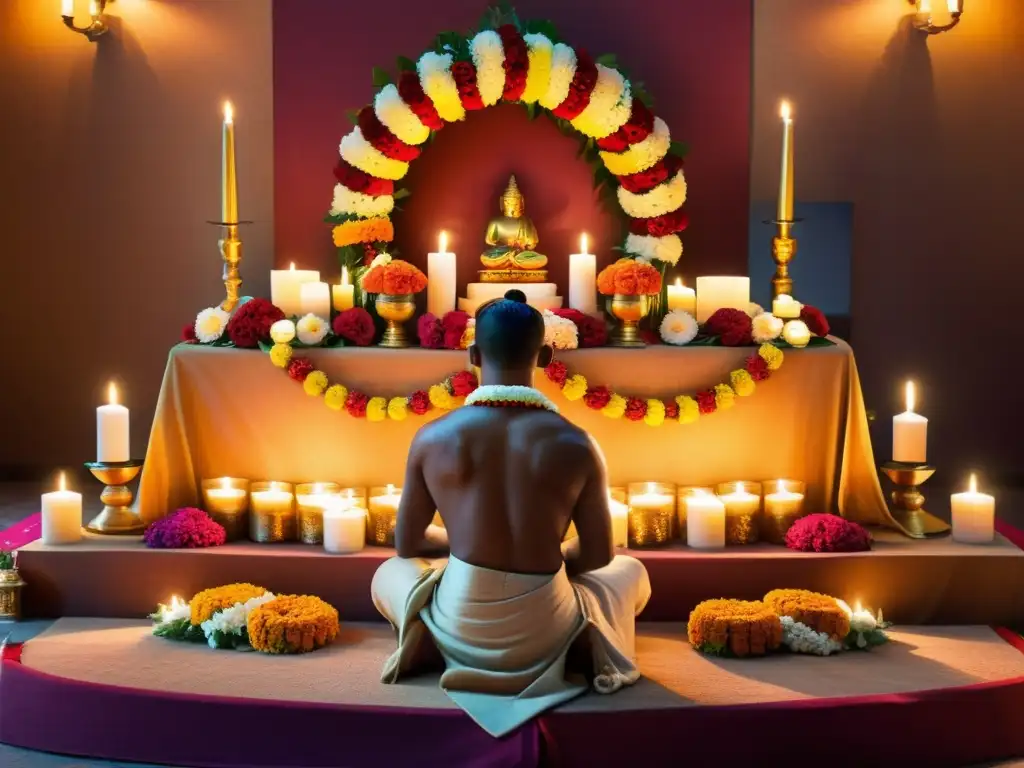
left=537, top=344, right=554, bottom=368
left=468, top=344, right=481, bottom=368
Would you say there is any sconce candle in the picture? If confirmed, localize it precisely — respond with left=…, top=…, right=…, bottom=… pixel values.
left=97, top=382, right=130, bottom=463
left=333, top=267, right=355, bottom=312
left=568, top=234, right=598, bottom=315
left=41, top=472, right=83, bottom=545
left=778, top=101, right=795, bottom=222
left=222, top=102, right=238, bottom=224
left=951, top=474, right=995, bottom=544
left=666, top=278, right=696, bottom=315
left=893, top=381, right=928, bottom=463
left=270, top=263, right=320, bottom=318
left=427, top=231, right=457, bottom=318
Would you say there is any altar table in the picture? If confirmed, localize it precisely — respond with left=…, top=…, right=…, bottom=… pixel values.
left=137, top=339, right=898, bottom=532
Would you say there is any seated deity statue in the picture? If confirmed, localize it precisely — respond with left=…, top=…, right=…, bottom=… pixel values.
left=371, top=290, right=651, bottom=737
left=478, top=175, right=549, bottom=283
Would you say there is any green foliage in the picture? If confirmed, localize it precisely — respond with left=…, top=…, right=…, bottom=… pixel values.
left=669, top=140, right=689, bottom=159
left=371, top=66, right=392, bottom=89
left=696, top=641, right=730, bottom=657
left=396, top=55, right=416, bottom=73
left=207, top=628, right=251, bottom=650
left=0, top=551, right=14, bottom=570
left=595, top=53, right=618, bottom=68
left=151, top=617, right=205, bottom=643
left=392, top=188, right=411, bottom=200
left=346, top=108, right=360, bottom=126
left=521, top=18, right=560, bottom=43
left=774, top=336, right=836, bottom=349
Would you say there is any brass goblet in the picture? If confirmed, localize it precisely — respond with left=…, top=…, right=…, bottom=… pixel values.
left=84, top=460, right=146, bottom=535
left=880, top=461, right=950, bottom=538
left=607, top=294, right=651, bottom=348
left=375, top=293, right=416, bottom=348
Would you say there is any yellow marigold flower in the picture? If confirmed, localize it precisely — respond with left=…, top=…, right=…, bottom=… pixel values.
left=730, top=369, right=756, bottom=397
left=460, top=325, right=475, bottom=349
left=758, top=343, right=784, bottom=371
left=324, top=384, right=348, bottom=411
left=676, top=395, right=699, bottom=424
left=387, top=397, right=408, bottom=421
left=332, top=217, right=395, bottom=248
left=562, top=374, right=588, bottom=401
left=643, top=398, right=666, bottom=427
left=764, top=589, right=851, bottom=640
left=714, top=383, right=735, bottom=410
left=367, top=396, right=388, bottom=422
left=247, top=595, right=340, bottom=655
left=687, top=599, right=782, bottom=658
left=303, top=370, right=329, bottom=397
left=269, top=343, right=293, bottom=369
left=520, top=33, right=554, bottom=104
left=190, top=583, right=267, bottom=626
left=602, top=393, right=627, bottom=419
left=429, top=383, right=456, bottom=410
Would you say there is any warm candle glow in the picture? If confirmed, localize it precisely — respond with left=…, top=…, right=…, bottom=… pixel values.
left=89, top=0, right=99, bottom=17
left=220, top=477, right=231, bottom=491
left=439, top=231, right=448, bottom=253
left=580, top=233, right=589, bottom=254
left=780, top=101, right=792, bottom=122
left=905, top=380, right=916, bottom=413
left=919, top=0, right=932, bottom=13
left=62, top=0, right=74, bottom=16
left=341, top=266, right=349, bottom=286
left=946, top=0, right=958, bottom=12
left=675, top=277, right=683, bottom=289
left=223, top=101, right=234, bottom=125
left=969, top=473, right=977, bottom=494
left=58, top=471, right=66, bottom=492
left=107, top=381, right=118, bottom=406
left=777, top=480, right=787, bottom=494
left=289, top=262, right=295, bottom=271
left=386, top=483, right=395, bottom=496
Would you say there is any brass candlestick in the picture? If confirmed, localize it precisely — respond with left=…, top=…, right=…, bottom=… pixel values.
left=208, top=220, right=252, bottom=312
left=62, top=0, right=108, bottom=42
left=880, top=461, right=950, bottom=538
left=768, top=219, right=801, bottom=299
left=84, top=460, right=146, bottom=535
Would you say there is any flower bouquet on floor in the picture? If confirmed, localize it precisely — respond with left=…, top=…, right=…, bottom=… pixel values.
left=360, top=254, right=427, bottom=348
left=596, top=258, right=663, bottom=347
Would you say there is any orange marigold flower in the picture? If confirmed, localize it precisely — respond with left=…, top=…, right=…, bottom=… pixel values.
left=596, top=258, right=662, bottom=296
left=362, top=258, right=427, bottom=295
left=687, top=598, right=782, bottom=657
left=189, top=583, right=268, bottom=626
left=247, top=594, right=340, bottom=654
left=332, top=217, right=395, bottom=247
left=763, top=589, right=851, bottom=639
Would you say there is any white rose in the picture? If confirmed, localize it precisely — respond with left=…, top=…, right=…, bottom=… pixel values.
left=270, top=319, right=296, bottom=344
left=751, top=313, right=783, bottom=343
left=296, top=314, right=329, bottom=346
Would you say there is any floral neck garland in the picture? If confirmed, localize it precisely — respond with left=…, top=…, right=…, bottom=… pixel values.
left=464, top=385, right=559, bottom=413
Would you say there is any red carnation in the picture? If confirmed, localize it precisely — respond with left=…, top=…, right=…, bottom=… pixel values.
left=625, top=396, right=648, bottom=422
left=498, top=25, right=528, bottom=101
left=628, top=208, right=690, bottom=238
left=785, top=514, right=872, bottom=553
left=552, top=308, right=608, bottom=348
left=545, top=360, right=568, bottom=386
left=617, top=154, right=684, bottom=195
left=334, top=159, right=395, bottom=198
left=450, top=370, right=478, bottom=397
left=696, top=389, right=717, bottom=414
left=398, top=70, right=444, bottom=130
left=345, top=391, right=369, bottom=418
left=595, top=129, right=629, bottom=153
left=552, top=49, right=598, bottom=120
left=409, top=390, right=431, bottom=415
left=584, top=385, right=612, bottom=410
left=800, top=305, right=830, bottom=337
left=226, top=298, right=285, bottom=348
left=664, top=399, right=679, bottom=420
left=451, top=61, right=485, bottom=111
left=357, top=106, right=420, bottom=162
left=596, top=98, right=654, bottom=152
left=745, top=353, right=770, bottom=382
left=332, top=307, right=376, bottom=347
left=441, top=310, right=470, bottom=350
left=704, top=308, right=753, bottom=347
left=181, top=323, right=198, bottom=344
left=287, top=357, right=314, bottom=382
left=417, top=313, right=444, bottom=349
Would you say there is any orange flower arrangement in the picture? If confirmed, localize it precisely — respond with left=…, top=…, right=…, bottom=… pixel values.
left=596, top=258, right=663, bottom=296
left=189, top=583, right=268, bottom=626
left=687, top=599, right=783, bottom=657
left=763, top=589, right=851, bottom=639
left=361, top=259, right=428, bottom=295
left=332, top=217, right=395, bottom=247
left=247, top=594, right=340, bottom=654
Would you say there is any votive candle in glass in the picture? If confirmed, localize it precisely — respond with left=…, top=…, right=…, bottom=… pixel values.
left=323, top=500, right=368, bottom=554
left=338, top=487, right=367, bottom=510
left=677, top=486, right=713, bottom=545
left=762, top=479, right=806, bottom=544
left=368, top=484, right=401, bottom=546
left=685, top=489, right=726, bottom=549
left=627, top=482, right=676, bottom=547
left=716, top=481, right=763, bottom=545
left=201, top=477, right=249, bottom=541
left=249, top=481, right=296, bottom=543
left=295, top=482, right=341, bottom=544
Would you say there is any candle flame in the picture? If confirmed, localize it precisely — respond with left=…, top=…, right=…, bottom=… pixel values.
left=289, top=262, right=295, bottom=271
left=107, top=381, right=119, bottom=406
left=58, top=471, right=66, bottom=492
left=780, top=101, right=792, bottom=121
left=341, top=266, right=349, bottom=286
left=89, top=0, right=99, bottom=17
left=220, top=477, right=231, bottom=491
left=345, top=488, right=354, bottom=500
left=969, top=473, right=977, bottom=494
left=735, top=482, right=744, bottom=494
left=223, top=101, right=234, bottom=125
left=905, top=380, right=916, bottom=413
left=386, top=483, right=395, bottom=495
left=946, top=0, right=959, bottom=13
left=580, top=233, right=589, bottom=254
left=312, top=483, right=325, bottom=494
left=675, top=277, right=683, bottom=289
left=777, top=479, right=787, bottom=494
left=439, top=231, right=448, bottom=253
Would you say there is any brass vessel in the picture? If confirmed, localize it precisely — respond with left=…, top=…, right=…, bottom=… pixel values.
left=0, top=566, right=25, bottom=622
left=771, top=220, right=797, bottom=299
left=608, top=294, right=651, bottom=347
left=84, top=460, right=146, bottom=535
left=375, top=293, right=416, bottom=348
left=880, top=462, right=950, bottom=538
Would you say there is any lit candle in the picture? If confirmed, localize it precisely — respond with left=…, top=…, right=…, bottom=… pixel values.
left=270, top=262, right=320, bottom=317
left=323, top=501, right=368, bottom=554
left=205, top=477, right=247, bottom=510
left=250, top=484, right=294, bottom=516
left=719, top=483, right=760, bottom=519
left=666, top=277, right=696, bottom=315
left=299, top=281, right=332, bottom=318
left=367, top=484, right=402, bottom=546
left=97, top=381, right=129, bottom=463
left=685, top=490, right=726, bottom=549
left=202, top=477, right=248, bottom=540
left=951, top=474, right=995, bottom=544
left=222, top=102, right=238, bottom=224
left=695, top=276, right=750, bottom=324
left=782, top=319, right=811, bottom=348
left=295, top=482, right=341, bottom=545
left=764, top=480, right=804, bottom=519
left=370, top=484, right=401, bottom=518
left=88, top=0, right=98, bottom=17
left=772, top=293, right=801, bottom=319
left=41, top=472, right=82, bottom=545
left=718, top=483, right=761, bottom=545
left=568, top=233, right=597, bottom=315
left=427, top=231, right=456, bottom=318
left=893, top=381, right=927, bottom=463
left=778, top=100, right=794, bottom=222
left=332, top=266, right=355, bottom=312
left=627, top=483, right=676, bottom=547
left=62, top=0, right=74, bottom=16
left=608, top=493, right=629, bottom=549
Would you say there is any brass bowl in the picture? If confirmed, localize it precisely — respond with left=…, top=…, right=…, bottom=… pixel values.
left=375, top=293, right=416, bottom=348
left=84, top=460, right=146, bottom=535
left=607, top=294, right=651, bottom=347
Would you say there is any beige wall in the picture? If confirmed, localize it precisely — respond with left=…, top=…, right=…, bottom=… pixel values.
left=0, top=0, right=274, bottom=477
left=752, top=0, right=1023, bottom=479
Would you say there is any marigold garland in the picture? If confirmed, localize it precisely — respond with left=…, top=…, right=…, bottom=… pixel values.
left=332, top=217, right=395, bottom=247
left=763, top=589, right=852, bottom=640
left=687, top=599, right=783, bottom=658
left=190, top=583, right=268, bottom=626
left=246, top=595, right=340, bottom=655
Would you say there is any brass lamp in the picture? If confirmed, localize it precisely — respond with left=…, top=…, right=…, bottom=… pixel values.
left=62, top=0, right=109, bottom=41
left=910, top=0, right=964, bottom=35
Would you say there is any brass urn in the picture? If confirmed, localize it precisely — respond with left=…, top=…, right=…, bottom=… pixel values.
left=375, top=293, right=416, bottom=348
left=0, top=552, right=25, bottom=622
left=608, top=294, right=651, bottom=347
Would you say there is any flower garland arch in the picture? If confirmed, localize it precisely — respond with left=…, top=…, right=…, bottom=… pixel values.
left=326, top=7, right=689, bottom=292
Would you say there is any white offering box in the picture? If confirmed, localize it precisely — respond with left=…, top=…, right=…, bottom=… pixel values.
left=299, top=282, right=332, bottom=318
left=951, top=475, right=995, bottom=544
left=97, top=382, right=129, bottom=463
left=271, top=264, right=320, bottom=317
left=323, top=503, right=368, bottom=554
left=686, top=491, right=726, bottom=549
left=427, top=232, right=457, bottom=318
left=41, top=473, right=82, bottom=545
left=568, top=234, right=597, bottom=315
left=695, top=277, right=750, bottom=324
left=893, top=381, right=927, bottom=463
left=666, top=278, right=696, bottom=315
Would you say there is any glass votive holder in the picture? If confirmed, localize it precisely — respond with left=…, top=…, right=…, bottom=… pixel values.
left=295, top=482, right=341, bottom=545
left=676, top=486, right=713, bottom=545
left=626, top=482, right=676, bottom=548
left=338, top=487, right=367, bottom=510
left=323, top=502, right=368, bottom=555
left=716, top=481, right=763, bottom=545
left=201, top=477, right=250, bottom=542
left=761, top=479, right=807, bottom=544
left=249, top=481, right=296, bottom=543
left=367, top=484, right=402, bottom=546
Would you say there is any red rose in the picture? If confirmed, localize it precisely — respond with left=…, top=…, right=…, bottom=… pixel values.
left=451, top=61, right=485, bottom=111
left=409, top=390, right=431, bottom=415
left=552, top=308, right=607, bottom=348
left=226, top=298, right=285, bottom=348
left=181, top=323, right=197, bottom=344
left=745, top=353, right=770, bottom=382
left=664, top=399, right=679, bottom=420
left=583, top=385, right=612, bottom=410
left=596, top=98, right=654, bottom=152
left=417, top=313, right=444, bottom=349
left=628, top=208, right=689, bottom=238
left=498, top=25, right=528, bottom=101
left=397, top=71, right=444, bottom=130
left=696, top=389, right=717, bottom=414
left=357, top=106, right=421, bottom=162
left=450, top=370, right=479, bottom=397
left=704, top=308, right=753, bottom=346
left=625, top=396, right=647, bottom=422
left=544, top=360, right=568, bottom=386
left=287, top=357, right=314, bottom=382
left=617, top=154, right=684, bottom=195
left=800, top=305, right=830, bottom=337
left=332, top=307, right=376, bottom=347
left=552, top=49, right=598, bottom=120
left=639, top=329, right=661, bottom=346
left=441, top=310, right=470, bottom=350
left=345, top=391, right=369, bottom=418
left=333, top=159, right=394, bottom=197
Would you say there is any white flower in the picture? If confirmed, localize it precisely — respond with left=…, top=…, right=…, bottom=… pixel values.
left=747, top=303, right=764, bottom=318
left=617, top=170, right=687, bottom=218
left=571, top=64, right=631, bottom=139
left=368, top=253, right=392, bottom=271
left=599, top=117, right=671, bottom=176
left=339, top=127, right=409, bottom=181
left=542, top=311, right=578, bottom=350
left=269, top=319, right=296, bottom=344
left=751, top=313, right=784, bottom=343
left=200, top=592, right=276, bottom=648
left=296, top=314, right=329, bottom=346
left=470, top=30, right=505, bottom=107
left=660, top=310, right=698, bottom=346
left=417, top=51, right=465, bottom=123
left=156, top=596, right=190, bottom=625
left=780, top=616, right=843, bottom=656
left=783, top=319, right=811, bottom=348
left=539, top=43, right=577, bottom=109
left=624, top=233, right=682, bottom=266
left=194, top=307, right=230, bottom=344
left=330, top=184, right=394, bottom=220
left=373, top=84, right=430, bottom=146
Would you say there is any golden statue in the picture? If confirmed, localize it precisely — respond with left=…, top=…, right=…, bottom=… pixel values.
left=480, top=175, right=548, bottom=283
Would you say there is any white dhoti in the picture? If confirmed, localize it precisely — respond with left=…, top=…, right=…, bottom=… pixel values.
left=371, top=554, right=651, bottom=736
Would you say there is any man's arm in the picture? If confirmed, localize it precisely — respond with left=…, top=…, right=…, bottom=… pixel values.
left=564, top=436, right=614, bottom=577
left=395, top=434, right=448, bottom=558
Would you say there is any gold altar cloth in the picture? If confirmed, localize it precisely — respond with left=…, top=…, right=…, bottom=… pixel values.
left=137, top=339, right=897, bottom=532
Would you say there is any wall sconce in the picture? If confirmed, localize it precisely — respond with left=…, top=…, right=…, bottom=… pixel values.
left=909, top=0, right=963, bottom=35
left=61, top=0, right=109, bottom=41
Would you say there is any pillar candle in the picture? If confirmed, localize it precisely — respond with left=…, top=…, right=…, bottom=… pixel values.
left=568, top=234, right=597, bottom=315
left=41, top=472, right=82, bottom=545
left=333, top=266, right=355, bottom=312
left=61, top=0, right=73, bottom=16
left=270, top=263, right=320, bottom=317
left=97, top=382, right=129, bottom=462
left=951, top=474, right=995, bottom=544
left=778, top=101, right=794, bottom=222
left=323, top=501, right=367, bottom=554
left=222, top=102, right=238, bottom=224
left=666, top=277, right=696, bottom=315
left=772, top=293, right=801, bottom=319
left=608, top=494, right=628, bottom=549
left=686, top=491, right=725, bottom=549
left=695, top=277, right=750, bottom=323
left=427, top=231, right=456, bottom=318
left=299, top=281, right=332, bottom=318
left=893, top=381, right=927, bottom=463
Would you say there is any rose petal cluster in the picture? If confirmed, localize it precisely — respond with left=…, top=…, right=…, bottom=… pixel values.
left=332, top=307, right=376, bottom=346
left=226, top=298, right=285, bottom=349
left=144, top=507, right=226, bottom=549
left=784, top=513, right=873, bottom=553
left=704, top=308, right=753, bottom=346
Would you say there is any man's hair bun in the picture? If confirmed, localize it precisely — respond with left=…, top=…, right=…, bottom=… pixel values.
left=503, top=289, right=528, bottom=303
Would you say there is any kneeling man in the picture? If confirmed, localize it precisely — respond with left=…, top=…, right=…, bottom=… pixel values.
left=371, top=290, right=650, bottom=736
